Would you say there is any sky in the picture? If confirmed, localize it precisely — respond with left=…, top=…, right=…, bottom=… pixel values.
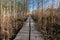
left=18, top=0, right=60, bottom=12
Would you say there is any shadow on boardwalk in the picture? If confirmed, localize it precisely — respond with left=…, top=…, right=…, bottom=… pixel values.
left=14, top=16, right=44, bottom=40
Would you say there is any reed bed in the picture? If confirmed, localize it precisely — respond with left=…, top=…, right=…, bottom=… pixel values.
left=0, top=12, right=28, bottom=40
left=31, top=8, right=60, bottom=40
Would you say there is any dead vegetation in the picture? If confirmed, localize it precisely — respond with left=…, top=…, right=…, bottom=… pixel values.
left=31, top=8, right=60, bottom=40
left=0, top=0, right=28, bottom=40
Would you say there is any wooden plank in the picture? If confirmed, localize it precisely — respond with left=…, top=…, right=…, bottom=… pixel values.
left=14, top=16, right=44, bottom=40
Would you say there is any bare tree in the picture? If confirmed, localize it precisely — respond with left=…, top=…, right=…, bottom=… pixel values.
left=23, top=0, right=29, bottom=15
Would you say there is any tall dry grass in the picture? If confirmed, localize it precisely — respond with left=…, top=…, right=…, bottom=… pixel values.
left=32, top=8, right=60, bottom=40
left=0, top=11, right=27, bottom=40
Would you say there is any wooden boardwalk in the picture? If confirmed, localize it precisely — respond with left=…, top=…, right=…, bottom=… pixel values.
left=14, top=17, right=44, bottom=40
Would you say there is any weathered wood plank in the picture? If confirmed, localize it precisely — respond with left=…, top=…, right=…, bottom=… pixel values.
left=14, top=16, right=44, bottom=40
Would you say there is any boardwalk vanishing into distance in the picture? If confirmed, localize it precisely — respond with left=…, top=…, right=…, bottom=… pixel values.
left=14, top=16, right=44, bottom=40
left=0, top=0, right=60, bottom=40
